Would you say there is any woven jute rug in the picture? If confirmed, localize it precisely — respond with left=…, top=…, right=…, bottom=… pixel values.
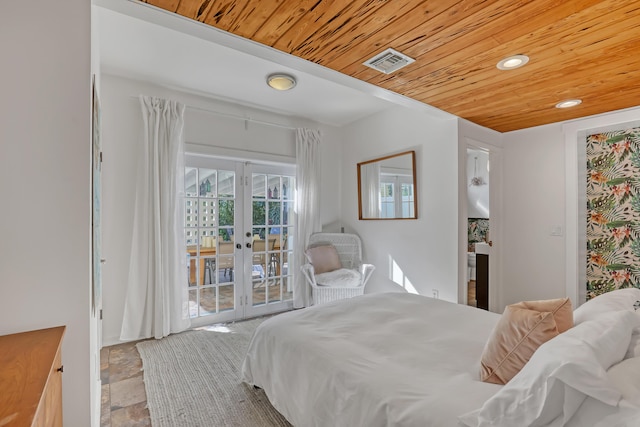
left=136, top=318, right=291, bottom=427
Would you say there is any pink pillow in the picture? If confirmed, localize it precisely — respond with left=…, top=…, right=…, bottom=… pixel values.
left=511, top=298, right=573, bottom=333
left=480, top=299, right=573, bottom=385
left=305, top=245, right=342, bottom=274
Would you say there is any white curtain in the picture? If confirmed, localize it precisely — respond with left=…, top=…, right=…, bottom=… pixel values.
left=293, top=128, right=322, bottom=308
left=361, top=162, right=381, bottom=218
left=120, top=96, right=190, bottom=341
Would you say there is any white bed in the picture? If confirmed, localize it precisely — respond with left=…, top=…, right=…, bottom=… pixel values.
left=241, top=291, right=640, bottom=427
left=242, top=292, right=502, bottom=427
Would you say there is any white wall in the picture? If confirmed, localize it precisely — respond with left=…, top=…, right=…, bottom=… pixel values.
left=341, top=106, right=460, bottom=302
left=501, top=123, right=566, bottom=305
left=100, top=74, right=342, bottom=345
left=0, top=3, right=92, bottom=427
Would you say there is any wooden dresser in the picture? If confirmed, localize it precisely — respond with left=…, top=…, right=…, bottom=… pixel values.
left=0, top=326, right=65, bottom=427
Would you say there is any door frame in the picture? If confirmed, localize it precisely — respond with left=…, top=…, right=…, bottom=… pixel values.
left=460, top=137, right=503, bottom=313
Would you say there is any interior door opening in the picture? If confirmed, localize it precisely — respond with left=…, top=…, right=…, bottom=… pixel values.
left=463, top=139, right=502, bottom=313
left=466, top=148, right=490, bottom=310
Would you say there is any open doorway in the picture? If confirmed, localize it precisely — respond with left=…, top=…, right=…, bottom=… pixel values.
left=461, top=137, right=502, bottom=313
left=466, top=148, right=490, bottom=308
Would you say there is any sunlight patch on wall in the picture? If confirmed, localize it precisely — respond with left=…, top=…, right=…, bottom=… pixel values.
left=389, top=255, right=418, bottom=294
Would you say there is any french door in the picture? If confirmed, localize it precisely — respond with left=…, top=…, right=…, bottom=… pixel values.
left=184, top=156, right=295, bottom=326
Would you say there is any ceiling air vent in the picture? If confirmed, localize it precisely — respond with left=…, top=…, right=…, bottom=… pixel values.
left=363, top=48, right=415, bottom=74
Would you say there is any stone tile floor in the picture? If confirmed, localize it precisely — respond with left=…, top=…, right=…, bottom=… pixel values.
left=101, top=340, right=151, bottom=426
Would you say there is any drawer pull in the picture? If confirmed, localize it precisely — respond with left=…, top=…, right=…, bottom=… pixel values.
left=57, top=365, right=64, bottom=373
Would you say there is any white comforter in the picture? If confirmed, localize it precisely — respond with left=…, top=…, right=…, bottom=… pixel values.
left=241, top=292, right=503, bottom=427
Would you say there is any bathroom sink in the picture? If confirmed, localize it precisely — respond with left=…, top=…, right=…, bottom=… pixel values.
left=475, top=242, right=490, bottom=255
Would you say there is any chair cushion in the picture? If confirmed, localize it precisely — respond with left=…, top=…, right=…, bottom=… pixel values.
left=306, top=244, right=342, bottom=274
left=315, top=268, right=361, bottom=288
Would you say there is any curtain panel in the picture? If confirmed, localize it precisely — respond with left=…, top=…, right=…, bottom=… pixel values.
left=121, top=95, right=190, bottom=341
left=293, top=128, right=322, bottom=308
left=361, top=162, right=381, bottom=218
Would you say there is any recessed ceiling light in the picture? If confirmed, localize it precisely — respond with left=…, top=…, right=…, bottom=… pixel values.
left=496, top=54, right=529, bottom=70
left=555, top=99, right=582, bottom=109
left=266, top=73, right=296, bottom=91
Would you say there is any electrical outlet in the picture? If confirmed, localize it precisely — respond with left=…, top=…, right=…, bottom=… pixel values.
left=432, top=289, right=439, bottom=299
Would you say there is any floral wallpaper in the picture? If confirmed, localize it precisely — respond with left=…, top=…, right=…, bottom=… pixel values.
left=586, top=127, right=640, bottom=299
left=468, top=218, right=489, bottom=251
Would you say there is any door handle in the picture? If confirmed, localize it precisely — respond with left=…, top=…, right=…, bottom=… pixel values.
left=246, top=242, right=252, bottom=248
left=488, top=241, right=493, bottom=247
left=236, top=243, right=242, bottom=249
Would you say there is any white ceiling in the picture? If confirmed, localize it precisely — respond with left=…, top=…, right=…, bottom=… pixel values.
left=96, top=2, right=447, bottom=127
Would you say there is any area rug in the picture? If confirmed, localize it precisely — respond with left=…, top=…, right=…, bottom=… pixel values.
left=136, top=318, right=291, bottom=427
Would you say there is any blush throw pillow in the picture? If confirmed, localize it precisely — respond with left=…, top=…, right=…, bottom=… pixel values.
left=511, top=297, right=573, bottom=333
left=305, top=244, right=342, bottom=274
left=480, top=304, right=560, bottom=385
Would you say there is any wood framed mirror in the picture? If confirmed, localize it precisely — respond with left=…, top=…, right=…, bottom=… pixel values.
left=357, top=150, right=417, bottom=220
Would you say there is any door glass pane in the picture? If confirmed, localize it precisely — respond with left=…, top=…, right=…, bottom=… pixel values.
left=199, top=287, right=217, bottom=315
left=219, top=284, right=234, bottom=312
left=283, top=201, right=293, bottom=225
left=253, top=174, right=266, bottom=198
left=199, top=200, right=217, bottom=228
left=185, top=198, right=198, bottom=228
left=188, top=289, right=198, bottom=318
left=250, top=171, right=295, bottom=309
left=198, top=168, right=216, bottom=197
left=184, top=165, right=235, bottom=321
left=253, top=279, right=266, bottom=307
left=282, top=176, right=293, bottom=200
left=283, top=276, right=293, bottom=301
left=185, top=167, right=198, bottom=197
left=218, top=170, right=234, bottom=197
left=267, top=175, right=280, bottom=200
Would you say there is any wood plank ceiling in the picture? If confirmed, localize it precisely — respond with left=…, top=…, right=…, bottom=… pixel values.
left=142, top=0, right=640, bottom=132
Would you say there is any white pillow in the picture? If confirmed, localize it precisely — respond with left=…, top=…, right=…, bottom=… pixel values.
left=573, top=288, right=640, bottom=325
left=459, top=310, right=636, bottom=427
left=627, top=334, right=640, bottom=359
left=315, top=268, right=361, bottom=288
left=565, top=396, right=640, bottom=427
left=607, top=357, right=640, bottom=406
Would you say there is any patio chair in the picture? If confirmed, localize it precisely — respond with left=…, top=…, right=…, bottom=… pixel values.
left=301, top=233, right=375, bottom=305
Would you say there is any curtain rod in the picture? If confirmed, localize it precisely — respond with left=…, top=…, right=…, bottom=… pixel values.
left=128, top=95, right=297, bottom=131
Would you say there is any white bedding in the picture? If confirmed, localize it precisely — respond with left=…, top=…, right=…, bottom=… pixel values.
left=241, top=292, right=503, bottom=427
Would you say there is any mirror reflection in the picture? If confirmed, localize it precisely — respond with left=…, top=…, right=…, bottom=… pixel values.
left=357, top=150, right=417, bottom=220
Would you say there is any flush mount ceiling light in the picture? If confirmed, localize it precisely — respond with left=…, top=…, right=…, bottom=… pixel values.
left=267, top=73, right=296, bottom=91
left=555, top=99, right=582, bottom=109
left=496, top=54, right=529, bottom=70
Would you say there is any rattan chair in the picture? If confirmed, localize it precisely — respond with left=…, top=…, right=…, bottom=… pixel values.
left=301, top=233, right=375, bottom=305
